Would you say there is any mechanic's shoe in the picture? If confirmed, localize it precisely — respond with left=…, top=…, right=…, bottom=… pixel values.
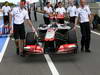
left=20, top=52, right=25, bottom=57
left=20, top=51, right=26, bottom=57
left=16, top=48, right=19, bottom=55
left=81, top=47, right=84, bottom=52
left=85, top=49, right=91, bottom=53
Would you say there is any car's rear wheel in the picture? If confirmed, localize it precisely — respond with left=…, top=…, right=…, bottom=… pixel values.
left=68, top=29, right=78, bottom=54
left=68, top=29, right=77, bottom=43
left=26, top=32, right=37, bottom=45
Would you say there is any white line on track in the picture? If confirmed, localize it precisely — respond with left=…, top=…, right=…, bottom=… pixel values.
left=0, top=36, right=10, bottom=63
left=76, top=25, right=100, bottom=36
left=44, top=54, right=60, bottom=75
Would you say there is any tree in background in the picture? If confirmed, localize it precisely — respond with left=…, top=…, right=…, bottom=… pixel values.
left=3, top=1, right=15, bottom=7
left=43, top=0, right=46, bottom=6
left=21, top=0, right=26, bottom=4
left=21, top=0, right=26, bottom=2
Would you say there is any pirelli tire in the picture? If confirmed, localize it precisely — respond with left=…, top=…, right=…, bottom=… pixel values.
left=68, top=29, right=78, bottom=54
left=68, top=29, right=77, bottom=44
left=26, top=32, right=37, bottom=45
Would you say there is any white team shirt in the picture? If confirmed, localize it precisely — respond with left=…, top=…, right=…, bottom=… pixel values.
left=67, top=5, right=76, bottom=17
left=2, top=6, right=11, bottom=16
left=44, top=6, right=53, bottom=14
left=76, top=5, right=91, bottom=23
left=11, top=7, right=29, bottom=24
left=44, top=6, right=53, bottom=17
left=55, top=7, right=66, bottom=15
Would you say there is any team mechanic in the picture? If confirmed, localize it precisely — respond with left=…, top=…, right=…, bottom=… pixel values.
left=43, top=2, right=53, bottom=25
left=55, top=2, right=66, bottom=24
left=75, top=0, right=92, bottom=52
left=9, top=1, right=36, bottom=56
left=2, top=3, right=11, bottom=34
left=67, top=0, right=77, bottom=24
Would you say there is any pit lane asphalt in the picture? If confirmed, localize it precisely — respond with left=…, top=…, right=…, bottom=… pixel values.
left=0, top=12, right=100, bottom=75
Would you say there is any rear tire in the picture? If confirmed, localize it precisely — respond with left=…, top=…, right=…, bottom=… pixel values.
left=68, top=29, right=78, bottom=54
left=26, top=32, right=37, bottom=45
left=68, top=29, right=77, bottom=44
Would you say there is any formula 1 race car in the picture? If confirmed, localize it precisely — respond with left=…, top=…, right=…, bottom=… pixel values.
left=24, top=14, right=78, bottom=55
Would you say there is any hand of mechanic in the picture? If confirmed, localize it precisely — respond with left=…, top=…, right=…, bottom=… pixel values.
left=0, top=9, right=2, bottom=12
left=32, top=26, right=37, bottom=32
left=32, top=26, right=38, bottom=37
left=73, top=25, right=76, bottom=30
left=9, top=25, right=13, bottom=34
left=10, top=29, right=13, bottom=35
